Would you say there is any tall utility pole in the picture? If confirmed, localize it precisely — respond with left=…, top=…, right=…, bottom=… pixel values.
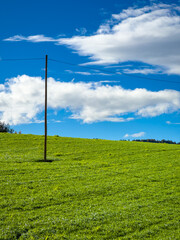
left=44, top=55, right=48, bottom=161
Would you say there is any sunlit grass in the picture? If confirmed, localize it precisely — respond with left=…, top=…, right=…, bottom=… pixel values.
left=0, top=133, right=179, bottom=239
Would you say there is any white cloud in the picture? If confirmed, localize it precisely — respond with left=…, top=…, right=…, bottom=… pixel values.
left=65, top=70, right=112, bottom=76
left=0, top=75, right=44, bottom=125
left=166, top=121, right=180, bottom=125
left=0, top=84, right=5, bottom=91
left=99, top=80, right=120, bottom=83
left=123, top=68, right=161, bottom=75
left=75, top=71, right=92, bottom=76
left=112, top=4, right=170, bottom=20
left=4, top=4, right=180, bottom=75
left=57, top=4, right=180, bottom=75
left=0, top=75, right=180, bottom=125
left=66, top=70, right=92, bottom=76
left=75, top=28, right=87, bottom=35
left=105, top=65, right=133, bottom=68
left=4, top=35, right=57, bottom=42
left=124, top=132, right=146, bottom=138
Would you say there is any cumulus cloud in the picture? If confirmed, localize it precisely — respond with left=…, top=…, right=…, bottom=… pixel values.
left=124, top=132, right=146, bottom=138
left=0, top=75, right=180, bottom=125
left=57, top=4, right=180, bottom=75
left=4, top=4, right=180, bottom=74
left=0, top=75, right=44, bottom=125
left=0, top=84, right=5, bottom=91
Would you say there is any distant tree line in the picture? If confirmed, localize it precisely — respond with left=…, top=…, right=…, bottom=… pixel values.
left=0, top=121, right=14, bottom=133
left=132, top=139, right=180, bottom=144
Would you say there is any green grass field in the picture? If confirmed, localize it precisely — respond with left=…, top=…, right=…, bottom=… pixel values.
left=0, top=133, right=179, bottom=239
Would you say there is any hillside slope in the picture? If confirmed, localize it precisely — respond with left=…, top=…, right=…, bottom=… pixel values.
left=0, top=133, right=179, bottom=239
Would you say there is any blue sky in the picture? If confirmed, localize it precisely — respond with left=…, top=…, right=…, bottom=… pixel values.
left=0, top=0, right=180, bottom=142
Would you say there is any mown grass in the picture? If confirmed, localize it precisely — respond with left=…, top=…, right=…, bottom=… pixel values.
left=0, top=133, right=179, bottom=239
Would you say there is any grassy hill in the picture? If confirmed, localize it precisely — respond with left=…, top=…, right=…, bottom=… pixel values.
left=0, top=133, right=179, bottom=239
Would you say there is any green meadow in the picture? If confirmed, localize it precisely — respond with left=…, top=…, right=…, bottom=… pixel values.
left=0, top=133, right=179, bottom=239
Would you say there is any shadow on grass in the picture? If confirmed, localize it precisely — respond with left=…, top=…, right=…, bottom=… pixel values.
left=34, top=159, right=54, bottom=163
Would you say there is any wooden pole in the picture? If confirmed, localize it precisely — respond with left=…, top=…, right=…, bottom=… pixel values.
left=44, top=55, right=48, bottom=161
